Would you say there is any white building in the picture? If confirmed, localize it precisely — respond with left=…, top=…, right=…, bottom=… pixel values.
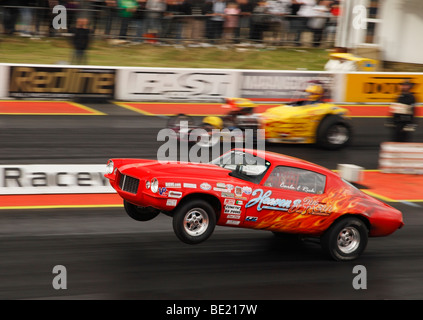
left=336, top=0, right=423, bottom=65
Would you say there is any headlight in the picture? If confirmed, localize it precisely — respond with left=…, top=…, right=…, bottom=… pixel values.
left=105, top=160, right=114, bottom=174
left=145, top=180, right=150, bottom=189
left=151, top=178, right=159, bottom=193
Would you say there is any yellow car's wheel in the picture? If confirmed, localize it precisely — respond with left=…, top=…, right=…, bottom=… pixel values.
left=317, top=116, right=352, bottom=149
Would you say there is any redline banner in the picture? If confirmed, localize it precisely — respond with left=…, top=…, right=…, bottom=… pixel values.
left=8, top=65, right=116, bottom=99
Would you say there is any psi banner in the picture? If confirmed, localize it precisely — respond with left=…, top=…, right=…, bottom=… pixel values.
left=116, top=67, right=238, bottom=101
left=345, top=73, right=423, bottom=103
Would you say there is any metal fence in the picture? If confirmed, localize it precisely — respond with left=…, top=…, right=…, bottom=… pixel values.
left=1, top=4, right=338, bottom=47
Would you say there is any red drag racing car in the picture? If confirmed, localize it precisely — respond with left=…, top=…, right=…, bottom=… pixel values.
left=105, top=149, right=403, bottom=261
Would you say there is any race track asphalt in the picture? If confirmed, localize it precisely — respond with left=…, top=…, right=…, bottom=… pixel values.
left=0, top=102, right=422, bottom=301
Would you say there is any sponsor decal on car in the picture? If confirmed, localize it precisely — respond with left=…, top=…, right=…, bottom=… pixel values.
left=158, top=187, right=167, bottom=196
left=245, top=189, right=333, bottom=216
left=221, top=192, right=234, bottom=198
left=165, top=182, right=181, bottom=188
left=234, top=186, right=243, bottom=197
left=224, top=205, right=241, bottom=214
left=245, top=189, right=292, bottom=212
left=166, top=199, right=177, bottom=206
left=200, top=183, right=211, bottom=191
left=168, top=191, right=182, bottom=198
left=224, top=199, right=235, bottom=205
left=245, top=216, right=258, bottom=222
left=183, top=183, right=197, bottom=188
left=214, top=187, right=230, bottom=192
left=226, top=220, right=240, bottom=225
left=242, top=186, right=252, bottom=195
left=227, top=214, right=241, bottom=220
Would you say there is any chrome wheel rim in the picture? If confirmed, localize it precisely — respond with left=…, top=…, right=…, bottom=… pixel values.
left=327, top=125, right=349, bottom=145
left=337, top=227, right=360, bottom=254
left=184, top=208, right=209, bottom=236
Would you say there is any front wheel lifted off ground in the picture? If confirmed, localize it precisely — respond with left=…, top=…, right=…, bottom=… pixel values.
left=124, top=200, right=161, bottom=221
left=172, top=199, right=216, bottom=244
left=320, top=217, right=369, bottom=261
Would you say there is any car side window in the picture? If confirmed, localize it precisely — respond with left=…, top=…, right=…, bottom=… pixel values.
left=264, top=166, right=326, bottom=194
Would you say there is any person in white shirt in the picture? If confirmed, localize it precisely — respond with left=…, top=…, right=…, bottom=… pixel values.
left=307, top=0, right=331, bottom=47
left=289, top=0, right=315, bottom=46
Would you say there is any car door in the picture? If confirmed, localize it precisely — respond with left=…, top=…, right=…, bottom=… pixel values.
left=243, top=165, right=328, bottom=233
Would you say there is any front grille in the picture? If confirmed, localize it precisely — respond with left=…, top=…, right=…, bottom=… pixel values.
left=119, top=173, right=140, bottom=194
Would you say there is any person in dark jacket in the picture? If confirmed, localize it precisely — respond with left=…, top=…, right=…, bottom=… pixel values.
left=2, top=0, right=20, bottom=35
left=387, top=80, right=418, bottom=142
left=71, top=17, right=91, bottom=64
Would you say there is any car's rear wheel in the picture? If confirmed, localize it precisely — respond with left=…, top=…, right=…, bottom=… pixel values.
left=172, top=200, right=216, bottom=244
left=316, top=116, right=351, bottom=149
left=124, top=200, right=161, bottom=221
left=321, top=217, right=368, bottom=261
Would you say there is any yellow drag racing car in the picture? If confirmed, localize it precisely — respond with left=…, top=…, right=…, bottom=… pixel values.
left=261, top=84, right=352, bottom=149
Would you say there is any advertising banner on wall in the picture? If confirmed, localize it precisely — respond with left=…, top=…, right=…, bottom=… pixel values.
left=116, top=67, right=239, bottom=101
left=0, top=165, right=114, bottom=195
left=0, top=64, right=9, bottom=98
left=239, top=71, right=334, bottom=101
left=344, top=73, right=423, bottom=103
left=8, top=65, right=116, bottom=99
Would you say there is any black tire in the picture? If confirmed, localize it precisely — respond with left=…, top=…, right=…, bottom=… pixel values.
left=321, top=217, right=369, bottom=261
left=172, top=199, right=216, bottom=244
left=124, top=200, right=160, bottom=221
left=316, top=115, right=352, bottom=149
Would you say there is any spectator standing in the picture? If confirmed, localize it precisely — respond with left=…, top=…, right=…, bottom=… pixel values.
left=296, top=0, right=315, bottom=45
left=33, top=0, right=56, bottom=37
left=161, top=0, right=187, bottom=43
left=104, top=0, right=118, bottom=37
left=2, top=0, right=20, bottom=35
left=388, top=80, right=418, bottom=142
left=223, top=2, right=240, bottom=43
left=145, top=0, right=166, bottom=38
left=234, top=0, right=253, bottom=43
left=117, top=0, right=138, bottom=40
left=250, top=0, right=269, bottom=42
left=204, top=0, right=226, bottom=44
left=134, top=0, right=147, bottom=42
left=307, top=0, right=331, bottom=47
left=266, top=0, right=290, bottom=44
left=71, top=17, right=91, bottom=64
left=288, top=0, right=315, bottom=46
left=19, top=0, right=36, bottom=36
left=186, top=0, right=206, bottom=43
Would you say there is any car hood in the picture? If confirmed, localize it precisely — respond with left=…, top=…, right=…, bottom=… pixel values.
left=118, top=160, right=232, bottom=180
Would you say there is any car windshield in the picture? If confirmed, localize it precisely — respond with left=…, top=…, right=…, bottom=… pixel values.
left=210, top=151, right=271, bottom=183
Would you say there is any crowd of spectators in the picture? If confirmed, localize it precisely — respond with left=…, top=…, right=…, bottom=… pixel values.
left=1, top=0, right=341, bottom=46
